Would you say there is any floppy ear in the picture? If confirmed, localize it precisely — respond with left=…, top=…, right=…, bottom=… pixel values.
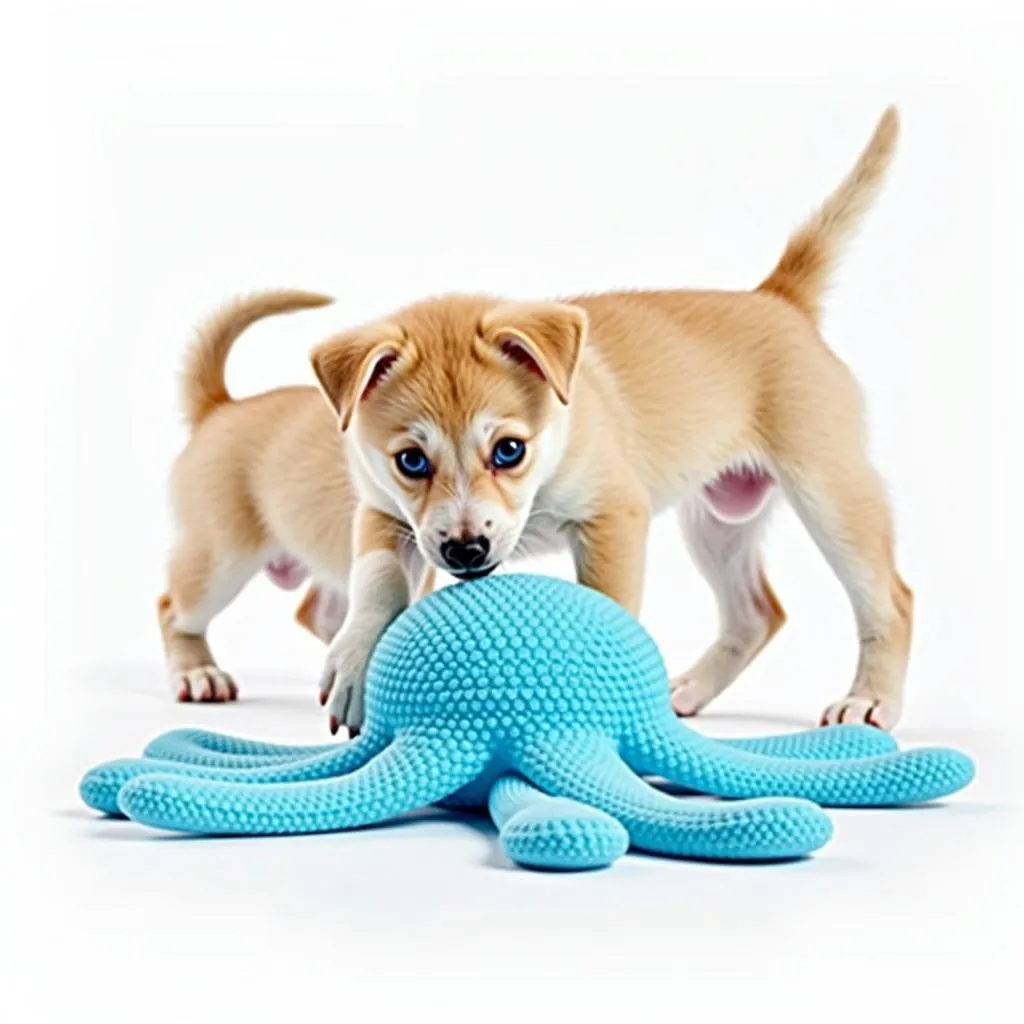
left=310, top=323, right=404, bottom=432
left=480, top=301, right=587, bottom=405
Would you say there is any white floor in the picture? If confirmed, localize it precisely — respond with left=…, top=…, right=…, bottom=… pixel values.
left=19, top=647, right=1018, bottom=1021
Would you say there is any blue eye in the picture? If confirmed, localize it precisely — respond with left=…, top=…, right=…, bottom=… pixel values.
left=491, top=437, right=526, bottom=470
left=395, top=447, right=432, bottom=479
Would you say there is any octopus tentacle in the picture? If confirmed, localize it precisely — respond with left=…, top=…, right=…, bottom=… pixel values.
left=517, top=735, right=832, bottom=861
left=659, top=724, right=900, bottom=796
left=627, top=722, right=975, bottom=807
left=116, top=735, right=489, bottom=835
left=80, top=732, right=385, bottom=816
left=487, top=773, right=629, bottom=871
left=143, top=728, right=336, bottom=767
left=719, top=723, right=897, bottom=760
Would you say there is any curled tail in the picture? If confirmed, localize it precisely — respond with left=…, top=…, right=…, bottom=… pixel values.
left=758, top=106, right=899, bottom=322
left=181, top=289, right=333, bottom=429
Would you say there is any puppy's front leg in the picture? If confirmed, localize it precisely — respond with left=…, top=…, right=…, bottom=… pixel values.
left=320, top=504, right=410, bottom=735
left=573, top=488, right=651, bottom=616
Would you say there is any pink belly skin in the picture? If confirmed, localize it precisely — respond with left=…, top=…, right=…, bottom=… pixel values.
left=264, top=556, right=310, bottom=590
left=702, top=467, right=775, bottom=523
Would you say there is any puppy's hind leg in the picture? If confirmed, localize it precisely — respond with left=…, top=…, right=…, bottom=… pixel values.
left=159, top=545, right=262, bottom=702
left=671, top=495, right=786, bottom=717
left=771, top=369, right=913, bottom=730
left=777, top=455, right=912, bottom=730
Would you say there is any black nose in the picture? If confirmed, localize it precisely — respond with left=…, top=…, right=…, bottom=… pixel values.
left=440, top=536, right=491, bottom=572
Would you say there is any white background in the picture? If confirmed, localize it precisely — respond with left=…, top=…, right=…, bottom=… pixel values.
left=6, top=1, right=1023, bottom=1020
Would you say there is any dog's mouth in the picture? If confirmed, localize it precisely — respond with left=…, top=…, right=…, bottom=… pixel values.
left=449, top=564, right=499, bottom=582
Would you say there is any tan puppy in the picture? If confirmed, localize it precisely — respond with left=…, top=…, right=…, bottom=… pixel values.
left=309, top=107, right=910, bottom=733
left=161, top=107, right=911, bottom=735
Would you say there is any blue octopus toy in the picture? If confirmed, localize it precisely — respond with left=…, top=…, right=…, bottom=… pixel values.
left=81, top=574, right=974, bottom=870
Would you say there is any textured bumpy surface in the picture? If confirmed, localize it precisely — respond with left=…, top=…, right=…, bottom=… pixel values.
left=81, top=574, right=974, bottom=870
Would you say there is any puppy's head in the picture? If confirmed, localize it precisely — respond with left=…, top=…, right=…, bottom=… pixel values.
left=312, top=295, right=586, bottom=579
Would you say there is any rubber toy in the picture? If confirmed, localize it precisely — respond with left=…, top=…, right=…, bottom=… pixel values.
left=81, top=574, right=973, bottom=870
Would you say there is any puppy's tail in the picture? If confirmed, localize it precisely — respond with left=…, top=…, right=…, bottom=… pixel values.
left=757, top=106, right=899, bottom=323
left=181, top=290, right=334, bottom=430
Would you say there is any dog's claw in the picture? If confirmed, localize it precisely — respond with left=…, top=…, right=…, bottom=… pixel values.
left=172, top=666, right=237, bottom=703
left=820, top=696, right=898, bottom=732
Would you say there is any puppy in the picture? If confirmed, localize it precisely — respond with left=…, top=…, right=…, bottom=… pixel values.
left=161, top=107, right=910, bottom=734
left=308, top=107, right=910, bottom=733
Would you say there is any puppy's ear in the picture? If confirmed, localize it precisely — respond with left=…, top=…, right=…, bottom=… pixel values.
left=480, top=302, right=587, bottom=405
left=310, top=322, right=405, bottom=431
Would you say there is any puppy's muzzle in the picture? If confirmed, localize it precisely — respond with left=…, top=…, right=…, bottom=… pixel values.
left=440, top=536, right=495, bottom=579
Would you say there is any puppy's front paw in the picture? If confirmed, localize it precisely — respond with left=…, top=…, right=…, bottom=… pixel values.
left=820, top=695, right=899, bottom=731
left=670, top=675, right=714, bottom=717
left=172, top=665, right=237, bottom=703
left=318, top=630, right=375, bottom=735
